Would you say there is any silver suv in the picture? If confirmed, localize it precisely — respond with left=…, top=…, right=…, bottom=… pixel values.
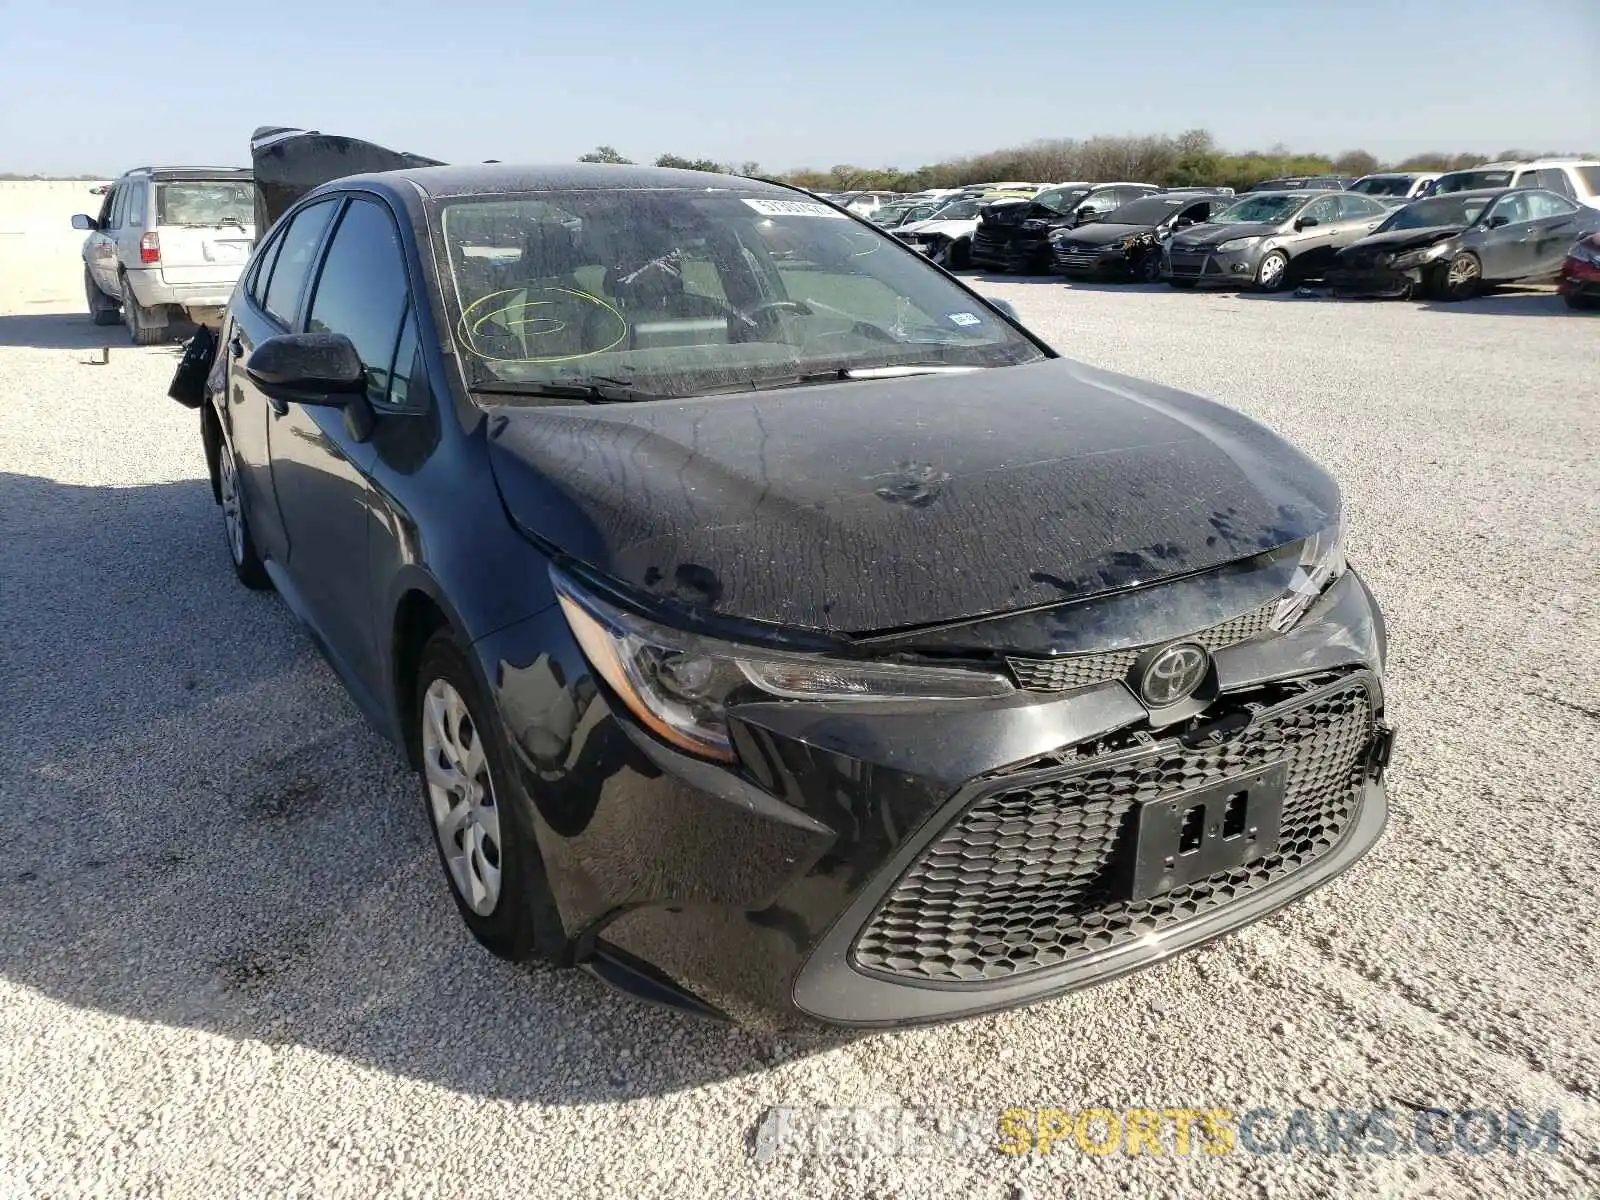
left=73, top=167, right=255, bottom=343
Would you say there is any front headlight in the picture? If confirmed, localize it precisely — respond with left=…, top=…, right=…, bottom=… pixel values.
left=1216, top=236, right=1261, bottom=253
left=1269, top=521, right=1348, bottom=632
left=553, top=569, right=1014, bottom=761
left=1391, top=242, right=1452, bottom=270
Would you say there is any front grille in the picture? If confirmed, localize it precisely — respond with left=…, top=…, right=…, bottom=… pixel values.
left=1005, top=602, right=1276, bottom=692
left=1054, top=251, right=1103, bottom=271
left=1166, top=253, right=1209, bottom=277
left=851, top=675, right=1373, bottom=983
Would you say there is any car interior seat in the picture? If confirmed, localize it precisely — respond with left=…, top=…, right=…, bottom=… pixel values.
left=470, top=220, right=610, bottom=361
left=601, top=249, right=732, bottom=351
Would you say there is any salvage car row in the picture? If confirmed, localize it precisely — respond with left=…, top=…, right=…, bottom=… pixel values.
left=862, top=161, right=1600, bottom=307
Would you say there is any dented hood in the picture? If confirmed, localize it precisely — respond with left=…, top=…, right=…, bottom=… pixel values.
left=1337, top=225, right=1465, bottom=258
left=485, top=359, right=1340, bottom=635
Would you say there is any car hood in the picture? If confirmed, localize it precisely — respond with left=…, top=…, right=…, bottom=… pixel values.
left=485, top=359, right=1340, bottom=636
left=1171, top=221, right=1283, bottom=248
left=1337, top=225, right=1464, bottom=258
left=1055, top=222, right=1155, bottom=247
left=249, top=126, right=443, bottom=232
left=898, top=218, right=978, bottom=237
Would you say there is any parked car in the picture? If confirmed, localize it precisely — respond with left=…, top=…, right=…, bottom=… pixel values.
left=1164, top=190, right=1389, bottom=291
left=971, top=182, right=1160, bottom=273
left=1328, top=189, right=1600, bottom=300
left=895, top=195, right=1021, bottom=268
left=184, top=134, right=1391, bottom=1030
left=1051, top=192, right=1224, bottom=282
left=1347, top=172, right=1438, bottom=203
left=1557, top=231, right=1600, bottom=309
left=1431, top=160, right=1600, bottom=210
left=867, top=201, right=922, bottom=229
left=1244, top=175, right=1354, bottom=193
left=73, top=166, right=255, bottom=343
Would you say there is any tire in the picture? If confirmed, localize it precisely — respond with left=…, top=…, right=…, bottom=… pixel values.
left=415, top=632, right=565, bottom=963
left=1168, top=278, right=1197, bottom=289
left=85, top=268, right=121, bottom=326
left=211, top=417, right=271, bottom=590
left=948, top=238, right=971, bottom=271
left=1254, top=250, right=1291, bottom=292
left=1137, top=253, right=1163, bottom=284
left=1561, top=290, right=1596, bottom=311
left=1433, top=252, right=1481, bottom=301
left=120, top=274, right=166, bottom=345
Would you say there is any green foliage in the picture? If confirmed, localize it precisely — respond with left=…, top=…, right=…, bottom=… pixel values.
left=654, top=154, right=725, bottom=172
left=577, top=145, right=633, bottom=164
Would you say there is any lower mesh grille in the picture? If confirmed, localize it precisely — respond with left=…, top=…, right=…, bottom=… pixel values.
left=851, top=676, right=1373, bottom=984
left=1005, top=601, right=1277, bottom=693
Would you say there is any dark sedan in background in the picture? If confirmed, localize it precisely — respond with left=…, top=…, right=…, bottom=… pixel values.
left=1328, top=189, right=1599, bottom=300
left=1165, top=190, right=1389, bottom=291
left=1051, top=193, right=1224, bottom=282
left=181, top=136, right=1392, bottom=1031
left=971, top=182, right=1160, bottom=273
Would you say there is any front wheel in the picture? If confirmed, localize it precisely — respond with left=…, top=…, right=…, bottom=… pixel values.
left=85, top=268, right=121, bottom=326
left=947, top=238, right=971, bottom=271
left=1561, top=290, right=1596, bottom=311
left=415, top=633, right=565, bottom=963
left=1433, top=252, right=1481, bottom=301
left=211, top=417, right=271, bottom=590
left=1137, top=252, right=1163, bottom=284
left=1254, top=250, right=1290, bottom=292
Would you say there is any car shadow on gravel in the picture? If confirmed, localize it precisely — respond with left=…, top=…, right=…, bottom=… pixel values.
left=0, top=470, right=850, bottom=1108
left=0, top=311, right=127, bottom=350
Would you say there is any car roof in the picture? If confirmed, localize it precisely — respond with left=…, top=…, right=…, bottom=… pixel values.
left=356, top=162, right=801, bottom=199
left=122, top=166, right=253, bottom=181
left=1472, top=158, right=1599, bottom=170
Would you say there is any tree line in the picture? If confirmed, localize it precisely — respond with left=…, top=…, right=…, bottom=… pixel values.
left=578, top=130, right=1593, bottom=192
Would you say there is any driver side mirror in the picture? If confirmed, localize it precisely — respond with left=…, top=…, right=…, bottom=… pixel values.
left=1294, top=216, right=1319, bottom=230
left=71, top=213, right=98, bottom=231
left=246, top=333, right=376, bottom=440
left=1487, top=214, right=1510, bottom=229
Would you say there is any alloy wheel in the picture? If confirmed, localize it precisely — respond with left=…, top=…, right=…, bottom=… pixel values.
left=1447, top=255, right=1480, bottom=290
left=421, top=678, right=502, bottom=916
left=217, top=445, right=245, bottom=565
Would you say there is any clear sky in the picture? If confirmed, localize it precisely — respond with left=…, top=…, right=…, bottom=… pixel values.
left=3, top=0, right=1596, bottom=174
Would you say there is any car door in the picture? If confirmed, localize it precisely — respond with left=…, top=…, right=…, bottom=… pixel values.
left=1334, top=194, right=1387, bottom=242
left=1474, top=192, right=1536, bottom=279
left=225, top=197, right=340, bottom=567
left=85, top=186, right=120, bottom=293
left=269, top=194, right=414, bottom=697
left=1522, top=190, right=1584, bottom=274
left=1285, top=195, right=1343, bottom=274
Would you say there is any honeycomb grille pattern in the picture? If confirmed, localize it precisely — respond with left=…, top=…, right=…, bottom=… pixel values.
left=1005, top=602, right=1278, bottom=692
left=851, top=679, right=1372, bottom=983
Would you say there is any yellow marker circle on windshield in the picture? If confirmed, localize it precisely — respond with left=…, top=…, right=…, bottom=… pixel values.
left=458, top=287, right=628, bottom=364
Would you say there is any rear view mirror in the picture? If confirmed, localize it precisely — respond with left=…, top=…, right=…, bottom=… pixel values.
left=245, top=332, right=366, bottom=405
left=71, top=213, right=98, bottom=231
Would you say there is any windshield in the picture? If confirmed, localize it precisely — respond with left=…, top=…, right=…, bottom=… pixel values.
left=926, top=198, right=981, bottom=221
left=1377, top=195, right=1492, bottom=231
left=436, top=190, right=1045, bottom=399
left=1434, top=170, right=1514, bottom=193
left=1351, top=176, right=1414, bottom=196
left=1210, top=194, right=1308, bottom=224
left=155, top=181, right=254, bottom=227
left=1032, top=187, right=1090, bottom=215
left=1103, top=195, right=1193, bottom=225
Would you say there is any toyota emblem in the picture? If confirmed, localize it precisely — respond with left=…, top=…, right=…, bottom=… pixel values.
left=1138, top=642, right=1210, bottom=707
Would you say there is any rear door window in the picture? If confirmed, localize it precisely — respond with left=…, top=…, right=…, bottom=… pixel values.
left=108, top=184, right=130, bottom=230
left=1305, top=196, right=1342, bottom=224
left=306, top=197, right=412, bottom=404
left=263, top=199, right=338, bottom=327
left=126, top=184, right=146, bottom=229
left=1533, top=169, right=1575, bottom=198
left=248, top=230, right=285, bottom=308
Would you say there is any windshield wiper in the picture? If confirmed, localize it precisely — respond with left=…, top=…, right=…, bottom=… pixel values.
left=471, top=378, right=656, bottom=403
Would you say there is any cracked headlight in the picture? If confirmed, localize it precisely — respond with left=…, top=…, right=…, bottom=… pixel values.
left=553, top=569, right=1014, bottom=761
left=1216, top=236, right=1262, bottom=253
left=1269, top=522, right=1348, bottom=633
left=1390, top=242, right=1453, bottom=270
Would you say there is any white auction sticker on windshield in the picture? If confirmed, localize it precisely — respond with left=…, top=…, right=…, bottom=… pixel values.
left=741, top=199, right=847, bottom=219
left=947, top=312, right=983, bottom=327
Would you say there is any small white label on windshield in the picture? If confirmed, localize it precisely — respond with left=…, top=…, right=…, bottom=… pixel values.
left=741, top=198, right=847, bottom=219
left=947, top=312, right=982, bottom=327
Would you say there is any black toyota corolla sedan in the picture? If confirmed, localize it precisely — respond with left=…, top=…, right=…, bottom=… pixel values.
left=182, top=143, right=1392, bottom=1029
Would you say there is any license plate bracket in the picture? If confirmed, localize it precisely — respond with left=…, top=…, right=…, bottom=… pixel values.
left=1120, top=760, right=1287, bottom=903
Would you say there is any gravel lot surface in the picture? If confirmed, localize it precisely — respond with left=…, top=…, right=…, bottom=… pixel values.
left=2, top=233, right=1598, bottom=1199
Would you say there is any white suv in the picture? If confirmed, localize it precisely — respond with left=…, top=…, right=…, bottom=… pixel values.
left=1431, top=160, right=1600, bottom=211
left=73, top=167, right=255, bottom=343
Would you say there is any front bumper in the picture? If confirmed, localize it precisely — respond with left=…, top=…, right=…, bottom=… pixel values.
left=475, top=570, right=1391, bottom=1030
left=1165, top=244, right=1263, bottom=284
left=972, top=231, right=1051, bottom=272
left=1327, top=264, right=1425, bottom=298
left=1556, top=259, right=1600, bottom=296
left=1053, top=246, right=1132, bottom=277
